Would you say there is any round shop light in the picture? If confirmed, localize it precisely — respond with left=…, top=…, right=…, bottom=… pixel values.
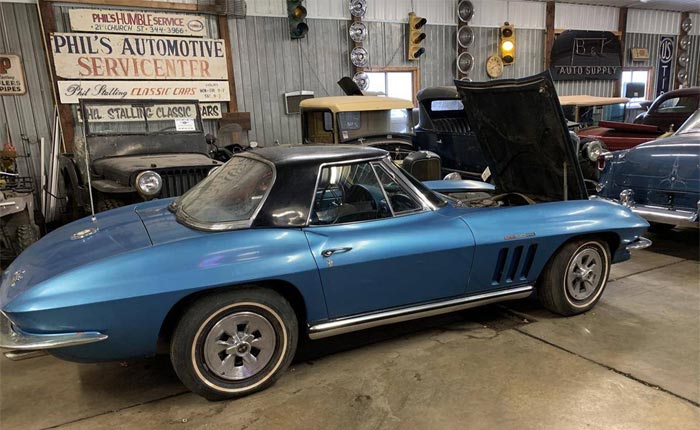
left=458, top=0, right=474, bottom=23
left=678, top=52, right=690, bottom=68
left=677, top=68, right=688, bottom=85
left=681, top=16, right=693, bottom=33
left=679, top=35, right=691, bottom=51
left=349, top=22, right=368, bottom=42
left=353, top=72, right=369, bottom=90
left=457, top=51, right=474, bottom=74
left=351, top=47, right=369, bottom=67
left=135, top=170, right=163, bottom=197
left=457, top=25, right=474, bottom=48
left=349, top=0, right=367, bottom=17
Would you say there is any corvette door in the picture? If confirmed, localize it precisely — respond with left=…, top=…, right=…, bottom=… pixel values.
left=303, top=161, right=475, bottom=319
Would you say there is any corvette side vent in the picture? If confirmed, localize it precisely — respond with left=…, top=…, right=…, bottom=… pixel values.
left=492, top=244, right=538, bottom=285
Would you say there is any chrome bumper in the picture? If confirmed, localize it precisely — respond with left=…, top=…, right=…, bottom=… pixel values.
left=0, top=311, right=107, bottom=360
left=629, top=205, right=699, bottom=228
left=626, top=237, right=652, bottom=251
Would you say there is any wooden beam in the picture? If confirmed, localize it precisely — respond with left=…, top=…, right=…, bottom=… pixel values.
left=37, top=0, right=74, bottom=152
left=613, top=7, right=627, bottom=97
left=544, top=1, right=555, bottom=70
left=42, top=0, right=203, bottom=12
left=218, top=15, right=238, bottom=113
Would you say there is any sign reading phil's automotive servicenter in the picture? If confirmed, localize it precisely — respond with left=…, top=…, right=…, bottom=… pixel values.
left=50, top=33, right=227, bottom=80
left=69, top=9, right=207, bottom=37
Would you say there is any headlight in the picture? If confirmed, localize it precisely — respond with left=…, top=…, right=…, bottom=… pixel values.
left=586, top=140, right=604, bottom=162
left=443, top=172, right=462, bottom=181
left=135, top=170, right=162, bottom=196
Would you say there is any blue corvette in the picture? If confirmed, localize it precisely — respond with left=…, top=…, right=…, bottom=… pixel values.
left=0, top=74, right=650, bottom=400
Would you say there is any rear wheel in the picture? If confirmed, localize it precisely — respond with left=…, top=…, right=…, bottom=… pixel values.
left=538, top=239, right=611, bottom=316
left=16, top=224, right=38, bottom=253
left=170, top=288, right=298, bottom=400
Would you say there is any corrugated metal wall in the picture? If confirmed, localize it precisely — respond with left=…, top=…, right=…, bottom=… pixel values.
left=555, top=3, right=619, bottom=32
left=624, top=32, right=677, bottom=92
left=686, top=35, right=700, bottom=87
left=0, top=2, right=54, bottom=183
left=627, top=8, right=680, bottom=35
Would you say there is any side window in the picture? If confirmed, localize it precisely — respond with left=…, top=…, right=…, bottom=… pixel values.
left=657, top=96, right=698, bottom=114
left=372, top=164, right=422, bottom=214
left=310, top=162, right=391, bottom=225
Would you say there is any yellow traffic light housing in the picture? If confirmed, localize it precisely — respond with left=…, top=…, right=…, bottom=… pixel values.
left=407, top=12, right=427, bottom=61
left=288, top=0, right=308, bottom=39
left=499, top=22, right=515, bottom=65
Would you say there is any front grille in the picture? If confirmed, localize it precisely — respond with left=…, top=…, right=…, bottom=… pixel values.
left=157, top=167, right=211, bottom=198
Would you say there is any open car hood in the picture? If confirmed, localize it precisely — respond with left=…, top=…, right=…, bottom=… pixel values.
left=454, top=72, right=587, bottom=201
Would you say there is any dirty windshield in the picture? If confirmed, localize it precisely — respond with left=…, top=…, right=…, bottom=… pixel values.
left=337, top=109, right=413, bottom=142
left=81, top=101, right=203, bottom=136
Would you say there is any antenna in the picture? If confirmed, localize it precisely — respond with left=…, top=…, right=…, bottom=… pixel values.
left=79, top=103, right=97, bottom=222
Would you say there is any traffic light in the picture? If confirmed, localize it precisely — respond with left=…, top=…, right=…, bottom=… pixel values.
left=288, top=0, right=308, bottom=39
left=499, top=22, right=515, bottom=65
left=407, top=12, right=427, bottom=61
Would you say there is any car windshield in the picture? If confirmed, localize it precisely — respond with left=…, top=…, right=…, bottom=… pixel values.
left=82, top=101, right=203, bottom=136
left=337, top=109, right=413, bottom=142
left=675, top=110, right=700, bottom=135
left=176, top=155, right=274, bottom=227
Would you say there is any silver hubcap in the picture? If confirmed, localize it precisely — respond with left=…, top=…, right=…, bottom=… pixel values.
left=566, top=248, right=603, bottom=301
left=203, top=311, right=276, bottom=381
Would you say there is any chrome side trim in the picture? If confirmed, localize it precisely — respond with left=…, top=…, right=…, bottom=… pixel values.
left=631, top=205, right=699, bottom=228
left=0, top=312, right=108, bottom=351
left=308, top=285, right=534, bottom=339
left=3, top=350, right=47, bottom=361
left=626, top=237, right=652, bottom=251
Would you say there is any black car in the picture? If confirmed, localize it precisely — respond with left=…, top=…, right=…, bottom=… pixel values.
left=414, top=84, right=605, bottom=191
left=60, top=99, right=222, bottom=215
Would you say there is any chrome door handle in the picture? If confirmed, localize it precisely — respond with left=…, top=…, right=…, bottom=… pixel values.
left=321, top=247, right=352, bottom=258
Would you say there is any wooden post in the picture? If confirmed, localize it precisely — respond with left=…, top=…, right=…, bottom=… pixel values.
left=544, top=1, right=555, bottom=70
left=218, top=15, right=238, bottom=113
left=37, top=0, right=74, bottom=152
left=614, top=7, right=628, bottom=97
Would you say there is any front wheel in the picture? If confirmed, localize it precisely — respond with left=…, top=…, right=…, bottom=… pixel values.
left=170, top=288, right=298, bottom=400
left=538, top=239, right=611, bottom=316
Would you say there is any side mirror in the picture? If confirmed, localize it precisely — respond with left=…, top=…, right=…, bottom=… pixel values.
left=205, top=133, right=216, bottom=145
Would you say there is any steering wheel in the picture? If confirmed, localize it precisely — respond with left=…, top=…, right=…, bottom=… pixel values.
left=390, top=193, right=417, bottom=212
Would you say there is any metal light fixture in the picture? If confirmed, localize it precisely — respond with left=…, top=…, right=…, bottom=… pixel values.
left=681, top=16, right=693, bottom=33
left=458, top=0, right=474, bottom=23
left=349, top=21, right=367, bottom=42
left=349, top=0, right=367, bottom=17
left=678, top=52, right=690, bottom=68
left=351, top=47, right=369, bottom=67
left=457, top=25, right=474, bottom=48
left=677, top=68, right=688, bottom=85
left=353, top=72, right=369, bottom=90
left=456, top=52, right=474, bottom=74
left=679, top=35, right=691, bottom=50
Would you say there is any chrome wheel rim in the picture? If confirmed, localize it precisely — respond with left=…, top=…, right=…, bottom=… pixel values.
left=203, top=311, right=276, bottom=381
left=566, top=248, right=603, bottom=301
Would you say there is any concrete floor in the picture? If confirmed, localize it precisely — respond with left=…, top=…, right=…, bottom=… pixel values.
left=1, top=229, right=698, bottom=430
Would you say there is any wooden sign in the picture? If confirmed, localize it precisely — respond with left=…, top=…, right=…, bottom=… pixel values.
left=50, top=33, right=227, bottom=80
left=57, top=80, right=230, bottom=103
left=69, top=9, right=207, bottom=37
left=77, top=102, right=222, bottom=121
left=0, top=54, right=26, bottom=95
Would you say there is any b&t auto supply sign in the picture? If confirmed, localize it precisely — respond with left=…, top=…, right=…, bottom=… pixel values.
left=50, top=33, right=227, bottom=80
left=0, top=54, right=26, bottom=95
left=550, top=30, right=622, bottom=81
left=69, top=9, right=207, bottom=37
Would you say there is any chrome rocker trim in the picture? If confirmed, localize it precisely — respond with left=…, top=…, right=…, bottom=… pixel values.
left=308, top=285, right=534, bottom=340
left=1, top=312, right=107, bottom=361
left=630, top=205, right=699, bottom=228
left=626, top=237, right=652, bottom=251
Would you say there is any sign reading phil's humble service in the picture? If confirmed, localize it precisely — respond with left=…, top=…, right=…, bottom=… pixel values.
left=69, top=9, right=207, bottom=37
left=50, top=33, right=227, bottom=80
left=57, top=80, right=230, bottom=104
left=0, top=54, right=26, bottom=95
left=550, top=30, right=622, bottom=81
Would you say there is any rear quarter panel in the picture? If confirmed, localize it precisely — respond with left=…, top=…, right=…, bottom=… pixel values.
left=460, top=199, right=648, bottom=292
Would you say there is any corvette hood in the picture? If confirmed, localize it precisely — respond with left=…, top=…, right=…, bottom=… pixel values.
left=134, top=198, right=208, bottom=246
left=0, top=205, right=151, bottom=307
left=454, top=72, right=587, bottom=201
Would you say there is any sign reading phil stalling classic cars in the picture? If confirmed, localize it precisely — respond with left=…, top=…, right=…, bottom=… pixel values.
left=0, top=54, right=26, bottom=95
left=550, top=30, right=622, bottom=81
left=57, top=80, right=230, bottom=104
left=50, top=33, right=227, bottom=80
left=68, top=9, right=207, bottom=37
